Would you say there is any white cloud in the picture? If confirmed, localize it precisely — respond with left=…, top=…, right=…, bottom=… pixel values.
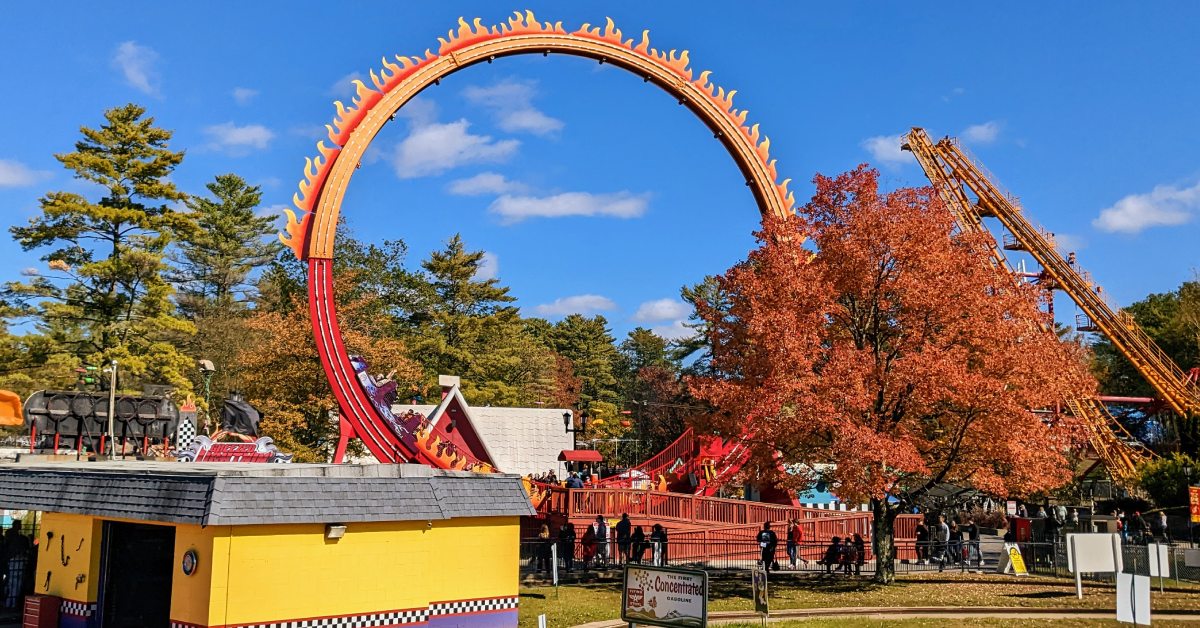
left=257, top=204, right=291, bottom=225
left=329, top=71, right=364, bottom=97
left=463, top=79, right=564, bottom=136
left=0, top=159, right=51, bottom=187
left=474, top=251, right=499, bottom=281
left=112, top=41, right=161, bottom=96
left=393, top=120, right=518, bottom=178
left=397, top=97, right=438, bottom=126
left=231, top=87, right=259, bottom=105
left=651, top=320, right=694, bottom=341
left=633, top=298, right=691, bottom=323
left=861, top=134, right=909, bottom=165
left=1093, top=182, right=1200, bottom=234
left=203, top=122, right=275, bottom=154
left=447, top=172, right=528, bottom=196
left=534, top=294, right=617, bottom=317
left=962, top=121, right=1001, bottom=144
left=488, top=191, right=648, bottom=224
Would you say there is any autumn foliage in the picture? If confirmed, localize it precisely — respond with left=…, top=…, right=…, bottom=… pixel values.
left=689, top=166, right=1094, bottom=580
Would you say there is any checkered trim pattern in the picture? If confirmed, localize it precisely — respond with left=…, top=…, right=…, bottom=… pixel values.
left=429, top=596, right=519, bottom=616
left=176, top=417, right=197, bottom=450
left=166, top=596, right=517, bottom=627
left=60, top=600, right=97, bottom=617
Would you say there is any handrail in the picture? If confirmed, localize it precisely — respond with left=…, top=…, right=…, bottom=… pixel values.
left=933, top=136, right=1200, bottom=417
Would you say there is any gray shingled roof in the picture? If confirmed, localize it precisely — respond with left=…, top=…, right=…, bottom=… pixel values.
left=0, top=462, right=534, bottom=525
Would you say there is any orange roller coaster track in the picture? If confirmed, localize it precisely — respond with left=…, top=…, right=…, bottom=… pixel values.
left=280, top=12, right=797, bottom=470
left=905, top=128, right=1198, bottom=484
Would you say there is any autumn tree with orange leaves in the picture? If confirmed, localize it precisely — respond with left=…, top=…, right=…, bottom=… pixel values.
left=690, top=166, right=1094, bottom=583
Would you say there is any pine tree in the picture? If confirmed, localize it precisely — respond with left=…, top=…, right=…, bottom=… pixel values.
left=5, top=104, right=195, bottom=390
left=170, top=174, right=278, bottom=317
left=549, top=314, right=620, bottom=410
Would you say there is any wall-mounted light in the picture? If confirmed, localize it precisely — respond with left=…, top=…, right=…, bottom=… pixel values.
left=325, top=524, right=347, bottom=540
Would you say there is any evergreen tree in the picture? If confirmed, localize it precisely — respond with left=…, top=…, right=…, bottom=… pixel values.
left=548, top=314, right=620, bottom=411
left=5, top=104, right=194, bottom=390
left=170, top=174, right=277, bottom=317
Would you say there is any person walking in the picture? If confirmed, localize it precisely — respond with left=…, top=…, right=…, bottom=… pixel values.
left=949, top=520, right=963, bottom=565
left=615, top=514, right=632, bottom=566
left=757, top=522, right=779, bottom=572
left=631, top=525, right=646, bottom=564
left=557, top=523, right=576, bottom=573
left=852, top=533, right=866, bottom=576
left=786, top=521, right=800, bottom=569
left=935, top=515, right=951, bottom=572
left=964, top=517, right=981, bottom=566
left=915, top=520, right=930, bottom=564
left=1158, top=511, right=1170, bottom=542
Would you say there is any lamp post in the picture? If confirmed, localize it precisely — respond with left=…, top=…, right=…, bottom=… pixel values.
left=104, top=360, right=117, bottom=459
left=563, top=410, right=588, bottom=451
left=198, top=359, right=216, bottom=434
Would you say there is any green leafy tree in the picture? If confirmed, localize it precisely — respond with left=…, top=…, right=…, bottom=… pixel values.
left=671, top=276, right=730, bottom=374
left=169, top=174, right=278, bottom=400
left=1137, top=453, right=1198, bottom=509
left=1092, top=280, right=1200, bottom=454
left=5, top=104, right=194, bottom=390
left=549, top=314, right=620, bottom=410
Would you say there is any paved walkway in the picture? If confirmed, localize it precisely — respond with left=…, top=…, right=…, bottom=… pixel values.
left=573, top=606, right=1200, bottom=627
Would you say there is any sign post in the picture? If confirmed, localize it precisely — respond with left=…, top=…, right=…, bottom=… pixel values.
left=1189, top=486, right=1200, bottom=523
left=751, top=562, right=769, bottom=622
left=551, top=543, right=559, bottom=589
left=621, top=564, right=707, bottom=628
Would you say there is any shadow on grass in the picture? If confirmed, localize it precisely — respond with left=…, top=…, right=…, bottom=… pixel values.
left=1007, top=591, right=1074, bottom=599
left=520, top=592, right=547, bottom=600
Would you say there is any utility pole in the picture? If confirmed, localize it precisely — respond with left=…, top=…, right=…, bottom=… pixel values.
left=106, top=360, right=117, bottom=459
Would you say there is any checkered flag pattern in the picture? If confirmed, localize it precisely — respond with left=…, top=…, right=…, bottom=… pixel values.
left=429, top=597, right=519, bottom=616
left=60, top=600, right=96, bottom=617
left=165, top=597, right=517, bottom=627
left=176, top=417, right=197, bottom=451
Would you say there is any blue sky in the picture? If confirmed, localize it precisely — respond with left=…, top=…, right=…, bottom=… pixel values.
left=1, top=2, right=1197, bottom=342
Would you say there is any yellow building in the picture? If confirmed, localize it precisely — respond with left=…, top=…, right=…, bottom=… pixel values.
left=0, top=462, right=532, bottom=627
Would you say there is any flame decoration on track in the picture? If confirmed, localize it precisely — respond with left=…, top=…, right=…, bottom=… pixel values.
left=280, top=11, right=794, bottom=259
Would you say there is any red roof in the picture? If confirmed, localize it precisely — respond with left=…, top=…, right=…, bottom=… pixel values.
left=558, top=449, right=603, bottom=463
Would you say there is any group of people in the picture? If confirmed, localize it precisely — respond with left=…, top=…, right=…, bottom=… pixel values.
left=533, top=514, right=669, bottom=574
left=914, top=515, right=981, bottom=571
left=1113, top=509, right=1171, bottom=544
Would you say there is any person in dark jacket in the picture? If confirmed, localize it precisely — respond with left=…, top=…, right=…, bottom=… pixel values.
left=557, top=523, right=576, bottom=572
left=821, top=536, right=842, bottom=574
left=915, top=521, right=930, bottom=564
left=852, top=533, right=866, bottom=576
left=615, top=513, right=632, bottom=565
left=631, top=525, right=647, bottom=563
left=757, top=521, right=779, bottom=572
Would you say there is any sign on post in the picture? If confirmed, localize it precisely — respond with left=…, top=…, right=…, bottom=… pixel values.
left=622, top=564, right=707, bottom=628
left=1116, top=572, right=1151, bottom=625
left=1067, top=533, right=1123, bottom=600
left=1189, top=486, right=1200, bottom=524
left=751, top=562, right=769, bottom=617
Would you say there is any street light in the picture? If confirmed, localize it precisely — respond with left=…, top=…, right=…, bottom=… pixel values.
left=563, top=410, right=588, bottom=450
left=198, top=359, right=216, bottom=434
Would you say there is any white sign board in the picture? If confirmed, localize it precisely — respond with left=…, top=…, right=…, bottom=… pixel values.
left=1147, top=543, right=1170, bottom=578
left=1067, top=533, right=1122, bottom=599
left=1116, top=573, right=1151, bottom=625
left=622, top=565, right=707, bottom=628
left=1185, top=548, right=1200, bottom=568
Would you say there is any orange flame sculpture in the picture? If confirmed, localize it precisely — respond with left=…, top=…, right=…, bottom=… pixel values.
left=280, top=11, right=795, bottom=260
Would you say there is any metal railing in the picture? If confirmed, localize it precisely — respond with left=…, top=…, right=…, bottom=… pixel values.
left=519, top=535, right=1200, bottom=583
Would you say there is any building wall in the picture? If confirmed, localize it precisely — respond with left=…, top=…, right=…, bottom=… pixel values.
left=36, top=513, right=520, bottom=628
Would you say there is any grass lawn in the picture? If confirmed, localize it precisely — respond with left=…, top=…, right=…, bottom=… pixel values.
left=718, top=621, right=1198, bottom=628
left=518, top=573, right=1200, bottom=627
